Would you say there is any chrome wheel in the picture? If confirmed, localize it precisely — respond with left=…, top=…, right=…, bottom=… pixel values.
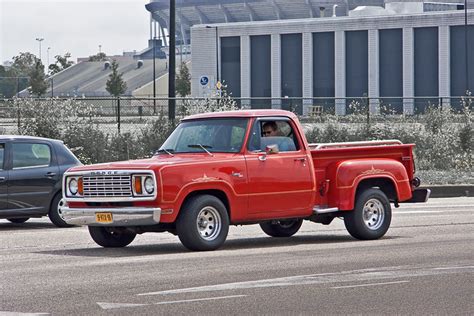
left=362, top=198, right=385, bottom=230
left=196, top=206, right=222, bottom=241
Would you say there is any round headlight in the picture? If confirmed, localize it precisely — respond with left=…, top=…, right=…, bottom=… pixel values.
left=69, top=178, right=78, bottom=195
left=144, top=176, right=154, bottom=194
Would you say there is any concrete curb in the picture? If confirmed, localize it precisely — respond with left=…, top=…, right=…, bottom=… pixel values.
left=421, top=185, right=473, bottom=198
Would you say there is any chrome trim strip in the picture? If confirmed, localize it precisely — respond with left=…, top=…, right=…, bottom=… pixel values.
left=61, top=206, right=161, bottom=226
left=313, top=206, right=339, bottom=214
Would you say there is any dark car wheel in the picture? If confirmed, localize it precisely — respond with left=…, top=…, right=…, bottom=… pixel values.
left=88, top=226, right=136, bottom=248
left=49, top=193, right=74, bottom=228
left=7, top=218, right=29, bottom=224
left=260, top=219, right=303, bottom=237
left=344, top=188, right=392, bottom=240
left=176, top=195, right=229, bottom=251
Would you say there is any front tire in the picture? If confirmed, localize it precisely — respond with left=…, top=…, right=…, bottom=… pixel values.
left=49, top=194, right=73, bottom=228
left=260, top=219, right=303, bottom=237
left=344, top=188, right=391, bottom=240
left=176, top=195, right=229, bottom=251
left=88, top=226, right=136, bottom=248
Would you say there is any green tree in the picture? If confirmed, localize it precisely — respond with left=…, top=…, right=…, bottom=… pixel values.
left=28, top=61, right=48, bottom=96
left=176, top=62, right=191, bottom=97
left=48, top=53, right=74, bottom=75
left=105, top=60, right=127, bottom=96
left=88, top=52, right=107, bottom=61
left=0, top=65, right=16, bottom=98
left=10, top=52, right=38, bottom=76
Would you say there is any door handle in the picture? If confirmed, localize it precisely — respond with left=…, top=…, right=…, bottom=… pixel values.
left=45, top=172, right=57, bottom=178
left=0, top=176, right=5, bottom=182
left=294, top=158, right=306, bottom=162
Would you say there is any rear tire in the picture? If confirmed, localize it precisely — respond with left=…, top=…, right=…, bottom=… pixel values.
left=7, top=218, right=29, bottom=224
left=260, top=219, right=303, bottom=237
left=88, top=226, right=136, bottom=248
left=344, top=188, right=391, bottom=240
left=49, top=194, right=73, bottom=228
left=176, top=195, right=229, bottom=251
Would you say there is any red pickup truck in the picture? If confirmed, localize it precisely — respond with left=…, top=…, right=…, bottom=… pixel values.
left=61, top=110, right=429, bottom=251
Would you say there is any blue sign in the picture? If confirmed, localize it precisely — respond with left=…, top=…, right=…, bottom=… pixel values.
left=200, top=76, right=209, bottom=86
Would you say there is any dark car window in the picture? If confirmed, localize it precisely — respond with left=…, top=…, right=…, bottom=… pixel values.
left=0, top=144, right=4, bottom=169
left=12, top=143, right=51, bottom=169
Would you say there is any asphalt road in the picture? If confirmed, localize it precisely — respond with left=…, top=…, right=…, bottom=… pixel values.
left=1, top=197, right=473, bottom=315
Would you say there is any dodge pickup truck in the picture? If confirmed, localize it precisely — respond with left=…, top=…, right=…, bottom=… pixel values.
left=61, top=110, right=429, bottom=251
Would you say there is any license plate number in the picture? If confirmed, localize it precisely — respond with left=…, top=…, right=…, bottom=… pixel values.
left=95, top=212, right=113, bottom=223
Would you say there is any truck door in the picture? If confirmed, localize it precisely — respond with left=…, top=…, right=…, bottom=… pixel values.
left=244, top=118, right=314, bottom=218
left=0, top=143, right=7, bottom=210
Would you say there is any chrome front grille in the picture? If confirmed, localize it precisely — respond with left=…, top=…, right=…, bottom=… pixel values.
left=83, top=175, right=132, bottom=197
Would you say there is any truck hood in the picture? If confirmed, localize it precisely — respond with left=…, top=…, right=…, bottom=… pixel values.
left=66, top=153, right=239, bottom=173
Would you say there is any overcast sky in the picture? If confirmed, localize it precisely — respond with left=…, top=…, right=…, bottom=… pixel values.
left=0, top=0, right=151, bottom=65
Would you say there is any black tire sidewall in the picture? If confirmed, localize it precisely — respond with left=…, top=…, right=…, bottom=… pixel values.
left=176, top=195, right=229, bottom=251
left=48, top=193, right=73, bottom=228
left=88, top=226, right=136, bottom=248
left=344, top=188, right=392, bottom=240
left=260, top=219, right=303, bottom=237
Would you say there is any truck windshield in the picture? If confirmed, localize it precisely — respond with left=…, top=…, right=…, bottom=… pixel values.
left=159, top=118, right=248, bottom=154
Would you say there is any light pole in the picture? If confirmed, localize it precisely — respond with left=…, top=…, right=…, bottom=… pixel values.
left=35, top=37, right=44, bottom=61
left=99, top=44, right=102, bottom=54
left=153, top=36, right=156, bottom=114
left=47, top=47, right=51, bottom=72
left=465, top=0, right=470, bottom=94
left=168, top=0, right=176, bottom=120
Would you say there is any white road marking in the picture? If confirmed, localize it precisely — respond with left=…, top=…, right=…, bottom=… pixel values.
left=154, top=295, right=247, bottom=305
left=395, top=209, right=474, bottom=214
left=97, top=302, right=148, bottom=310
left=137, top=265, right=474, bottom=296
left=0, top=313, right=49, bottom=316
left=331, top=280, right=410, bottom=289
left=97, top=295, right=246, bottom=310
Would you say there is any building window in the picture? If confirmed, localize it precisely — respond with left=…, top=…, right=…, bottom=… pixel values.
left=414, top=27, right=439, bottom=114
left=379, top=28, right=403, bottom=114
left=221, top=37, right=241, bottom=102
left=281, top=33, right=302, bottom=114
left=250, top=35, right=271, bottom=109
left=313, top=32, right=335, bottom=114
left=345, top=30, right=368, bottom=114
left=450, top=25, right=474, bottom=111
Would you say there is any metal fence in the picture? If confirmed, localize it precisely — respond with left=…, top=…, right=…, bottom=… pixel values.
left=0, top=96, right=472, bottom=135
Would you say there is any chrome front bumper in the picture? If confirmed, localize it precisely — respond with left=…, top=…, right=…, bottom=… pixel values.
left=61, top=206, right=162, bottom=226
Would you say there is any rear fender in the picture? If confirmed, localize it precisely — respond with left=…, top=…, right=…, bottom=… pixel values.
left=332, top=159, right=412, bottom=210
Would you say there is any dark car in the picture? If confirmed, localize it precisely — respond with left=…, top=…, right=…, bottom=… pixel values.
left=0, top=135, right=82, bottom=227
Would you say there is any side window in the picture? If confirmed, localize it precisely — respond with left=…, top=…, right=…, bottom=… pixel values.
left=0, top=144, right=4, bottom=170
left=248, top=120, right=299, bottom=152
left=12, top=143, right=51, bottom=169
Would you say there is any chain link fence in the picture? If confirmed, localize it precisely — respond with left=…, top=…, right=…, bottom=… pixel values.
left=0, top=96, right=472, bottom=135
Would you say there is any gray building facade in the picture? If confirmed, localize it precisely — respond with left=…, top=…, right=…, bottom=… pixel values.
left=191, top=10, right=474, bottom=114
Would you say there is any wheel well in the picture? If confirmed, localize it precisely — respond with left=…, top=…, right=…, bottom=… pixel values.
left=180, top=190, right=231, bottom=216
left=356, top=178, right=397, bottom=202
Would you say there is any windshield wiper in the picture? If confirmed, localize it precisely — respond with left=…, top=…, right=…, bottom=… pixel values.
left=188, top=144, right=214, bottom=156
left=155, top=148, right=175, bottom=156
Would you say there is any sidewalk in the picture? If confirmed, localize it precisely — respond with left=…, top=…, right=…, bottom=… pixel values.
left=422, top=185, right=473, bottom=198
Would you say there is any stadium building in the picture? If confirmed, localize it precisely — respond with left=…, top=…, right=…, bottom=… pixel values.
left=147, top=0, right=474, bottom=115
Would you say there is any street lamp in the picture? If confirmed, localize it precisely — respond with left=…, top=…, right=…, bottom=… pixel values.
left=47, top=47, right=51, bottom=71
left=35, top=37, right=44, bottom=61
left=152, top=36, right=156, bottom=114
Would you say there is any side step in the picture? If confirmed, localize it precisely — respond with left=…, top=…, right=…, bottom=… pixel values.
left=313, top=206, right=339, bottom=214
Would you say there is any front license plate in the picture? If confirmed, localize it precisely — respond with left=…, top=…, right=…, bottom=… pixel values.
left=95, top=212, right=113, bottom=223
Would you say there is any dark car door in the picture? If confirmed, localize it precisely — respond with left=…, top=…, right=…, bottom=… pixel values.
left=0, top=142, right=7, bottom=210
left=7, top=141, right=59, bottom=215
